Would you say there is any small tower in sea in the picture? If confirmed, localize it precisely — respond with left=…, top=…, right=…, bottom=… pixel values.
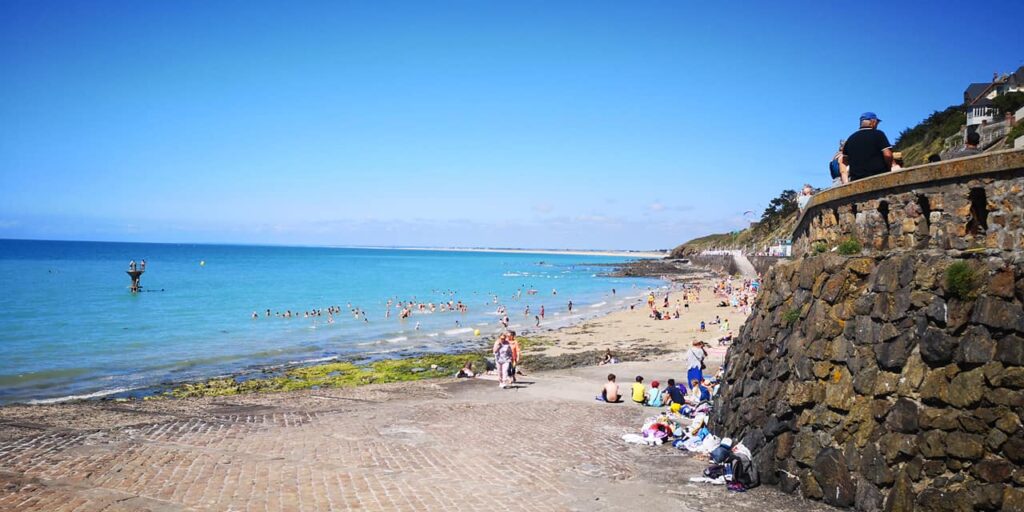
left=126, top=260, right=144, bottom=293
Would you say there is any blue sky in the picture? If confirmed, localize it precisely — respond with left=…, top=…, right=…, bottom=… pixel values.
left=2, top=1, right=1022, bottom=250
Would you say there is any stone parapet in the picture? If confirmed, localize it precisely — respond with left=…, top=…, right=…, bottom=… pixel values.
left=793, top=150, right=1024, bottom=258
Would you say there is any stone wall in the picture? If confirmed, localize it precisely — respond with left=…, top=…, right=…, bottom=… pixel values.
left=793, top=150, right=1024, bottom=258
left=687, top=253, right=739, bottom=276
left=749, top=255, right=786, bottom=276
left=713, top=251, right=1024, bottom=511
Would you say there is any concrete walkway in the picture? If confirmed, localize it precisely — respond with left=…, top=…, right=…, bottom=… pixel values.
left=728, top=250, right=758, bottom=278
left=0, top=361, right=834, bottom=512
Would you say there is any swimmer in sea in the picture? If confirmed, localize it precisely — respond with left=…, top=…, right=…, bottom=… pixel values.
left=252, top=312, right=258, bottom=319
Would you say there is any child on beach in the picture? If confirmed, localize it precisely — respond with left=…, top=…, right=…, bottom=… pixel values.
left=598, top=374, right=621, bottom=403
left=646, top=380, right=664, bottom=407
left=631, top=376, right=647, bottom=404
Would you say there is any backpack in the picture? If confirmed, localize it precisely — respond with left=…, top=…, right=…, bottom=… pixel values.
left=829, top=158, right=841, bottom=179
left=730, top=456, right=760, bottom=489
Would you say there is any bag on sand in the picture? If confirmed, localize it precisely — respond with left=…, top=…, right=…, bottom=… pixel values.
left=730, top=456, right=760, bottom=489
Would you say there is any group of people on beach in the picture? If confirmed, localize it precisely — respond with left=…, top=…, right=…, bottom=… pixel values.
left=596, top=339, right=721, bottom=407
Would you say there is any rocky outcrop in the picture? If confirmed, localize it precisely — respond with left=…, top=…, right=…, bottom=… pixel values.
left=714, top=251, right=1024, bottom=511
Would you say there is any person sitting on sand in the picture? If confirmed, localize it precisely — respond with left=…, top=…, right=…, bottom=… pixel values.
left=598, top=373, right=621, bottom=402
left=457, top=361, right=475, bottom=378
left=646, top=380, right=664, bottom=407
left=599, top=349, right=617, bottom=366
left=631, top=375, right=647, bottom=404
left=686, top=379, right=711, bottom=404
left=663, top=378, right=686, bottom=406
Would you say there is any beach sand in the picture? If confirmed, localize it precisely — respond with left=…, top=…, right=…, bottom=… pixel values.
left=0, top=268, right=825, bottom=511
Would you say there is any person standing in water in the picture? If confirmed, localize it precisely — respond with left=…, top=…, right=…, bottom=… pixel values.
left=567, top=300, right=573, bottom=313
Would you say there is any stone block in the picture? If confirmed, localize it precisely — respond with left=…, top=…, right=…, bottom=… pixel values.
left=813, top=447, right=856, bottom=508
left=854, top=477, right=884, bottom=512
left=997, top=334, right=1024, bottom=366
left=918, top=430, right=947, bottom=458
left=945, top=432, right=984, bottom=460
left=916, top=488, right=973, bottom=512
left=883, top=471, right=915, bottom=512
left=884, top=398, right=919, bottom=433
left=920, top=326, right=956, bottom=366
left=947, top=367, right=986, bottom=408
left=972, top=458, right=1013, bottom=483
left=971, top=296, right=1024, bottom=333
left=956, top=325, right=996, bottom=365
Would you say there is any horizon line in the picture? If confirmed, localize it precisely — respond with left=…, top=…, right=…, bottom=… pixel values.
left=0, top=237, right=669, bottom=256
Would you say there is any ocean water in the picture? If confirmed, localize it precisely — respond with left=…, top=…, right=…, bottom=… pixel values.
left=0, top=239, right=664, bottom=404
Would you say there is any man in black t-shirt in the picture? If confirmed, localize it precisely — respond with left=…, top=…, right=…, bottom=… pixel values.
left=842, top=112, right=893, bottom=181
left=664, top=378, right=687, bottom=405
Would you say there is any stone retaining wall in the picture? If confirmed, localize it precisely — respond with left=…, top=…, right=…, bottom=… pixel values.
left=748, top=255, right=787, bottom=276
left=793, top=150, right=1024, bottom=258
left=687, top=254, right=739, bottom=276
left=713, top=251, right=1024, bottom=511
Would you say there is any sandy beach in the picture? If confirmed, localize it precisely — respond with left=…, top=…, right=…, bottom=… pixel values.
left=0, top=266, right=821, bottom=511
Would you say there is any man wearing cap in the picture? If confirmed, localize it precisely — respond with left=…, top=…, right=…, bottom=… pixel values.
left=842, top=112, right=893, bottom=181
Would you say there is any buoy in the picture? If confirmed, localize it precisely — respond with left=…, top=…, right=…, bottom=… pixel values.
left=473, top=329, right=480, bottom=336
left=199, top=260, right=205, bottom=267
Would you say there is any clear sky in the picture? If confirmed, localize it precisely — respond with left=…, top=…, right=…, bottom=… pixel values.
left=2, top=1, right=1022, bottom=250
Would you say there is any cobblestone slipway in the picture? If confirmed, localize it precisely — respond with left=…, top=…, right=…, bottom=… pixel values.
left=0, top=362, right=834, bottom=511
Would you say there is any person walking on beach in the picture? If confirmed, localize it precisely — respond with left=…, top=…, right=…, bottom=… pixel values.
left=493, top=333, right=514, bottom=389
left=508, top=331, right=522, bottom=384
left=686, top=340, right=707, bottom=387
left=540, top=305, right=545, bottom=319
left=842, top=112, right=892, bottom=182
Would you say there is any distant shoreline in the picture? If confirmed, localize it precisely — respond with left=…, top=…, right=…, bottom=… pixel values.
left=352, top=246, right=668, bottom=259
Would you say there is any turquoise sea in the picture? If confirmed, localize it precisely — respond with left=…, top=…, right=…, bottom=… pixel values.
left=0, top=239, right=664, bottom=404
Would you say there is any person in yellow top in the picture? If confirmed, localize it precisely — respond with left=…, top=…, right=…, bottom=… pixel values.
left=631, top=375, right=647, bottom=404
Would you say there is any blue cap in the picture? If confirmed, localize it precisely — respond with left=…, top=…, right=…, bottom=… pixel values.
left=860, top=112, right=880, bottom=121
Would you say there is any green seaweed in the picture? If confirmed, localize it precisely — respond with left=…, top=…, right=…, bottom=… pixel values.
left=166, top=353, right=490, bottom=399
